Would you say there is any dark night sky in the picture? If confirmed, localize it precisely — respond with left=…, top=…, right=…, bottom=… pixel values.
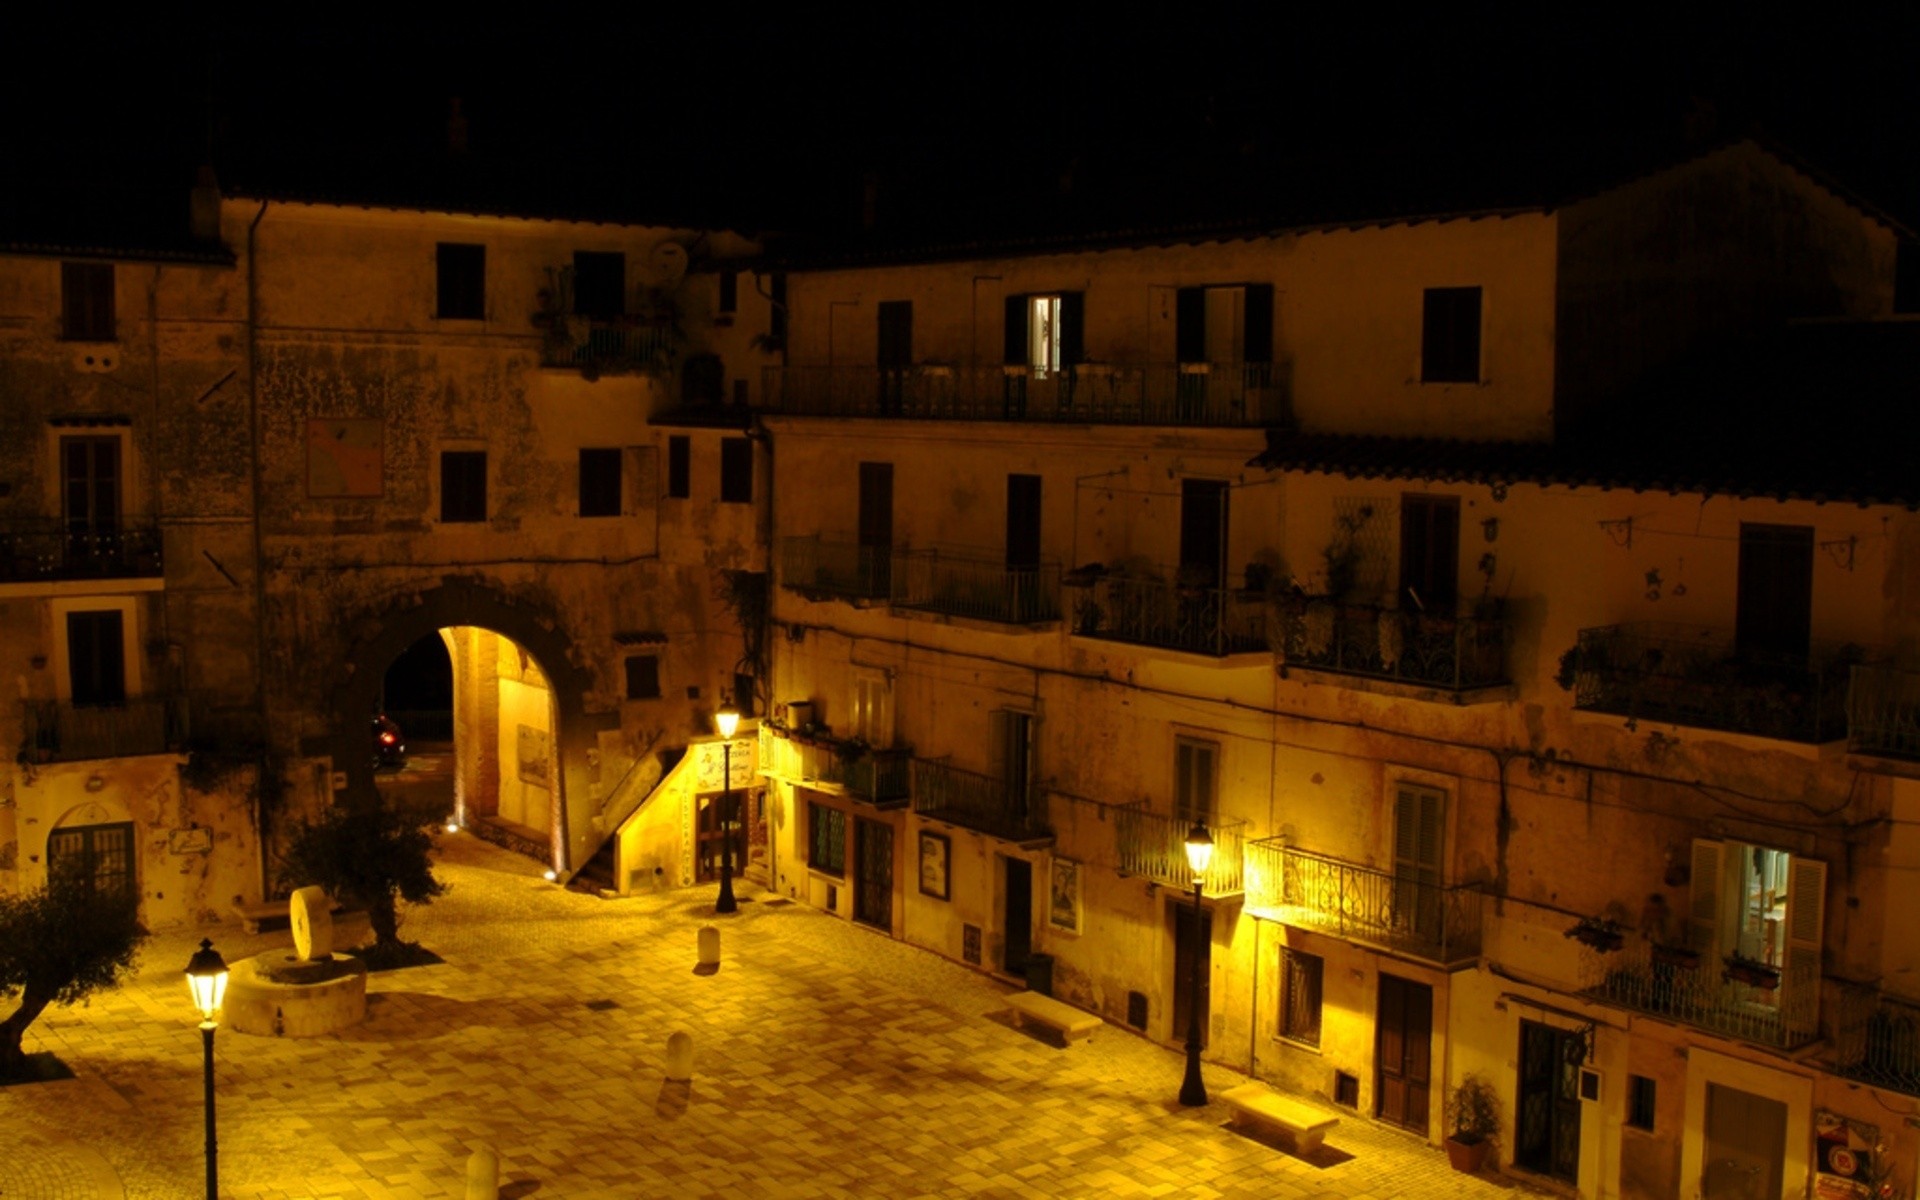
left=6, top=11, right=1918, bottom=240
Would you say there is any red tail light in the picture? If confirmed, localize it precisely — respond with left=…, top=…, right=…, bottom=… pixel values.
left=381, top=732, right=397, bottom=745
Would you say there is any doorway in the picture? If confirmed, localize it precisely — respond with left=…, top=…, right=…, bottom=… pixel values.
left=1702, top=1083, right=1787, bottom=1198
left=1170, top=901, right=1212, bottom=1049
left=1376, top=973, right=1433, bottom=1133
left=1004, top=857, right=1032, bottom=974
left=853, top=817, right=893, bottom=931
left=695, top=792, right=748, bottom=884
left=877, top=301, right=912, bottom=414
left=1515, top=1020, right=1583, bottom=1184
left=46, top=821, right=136, bottom=911
left=859, top=462, right=893, bottom=598
left=1398, top=494, right=1460, bottom=613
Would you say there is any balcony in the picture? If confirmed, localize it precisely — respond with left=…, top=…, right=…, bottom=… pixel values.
left=1834, top=984, right=1920, bottom=1097
left=0, top=519, right=163, bottom=584
left=1070, top=575, right=1266, bottom=658
left=1570, top=623, right=1851, bottom=743
left=1275, top=600, right=1509, bottom=693
left=911, top=759, right=1050, bottom=842
left=892, top=550, right=1061, bottom=625
left=763, top=362, right=1289, bottom=428
left=1849, top=664, right=1920, bottom=761
left=1116, top=809, right=1245, bottom=898
left=1582, top=937, right=1819, bottom=1049
left=22, top=696, right=188, bottom=763
left=780, top=536, right=890, bottom=602
left=1244, top=841, right=1483, bottom=967
left=758, top=723, right=909, bottom=806
left=538, top=318, right=675, bottom=376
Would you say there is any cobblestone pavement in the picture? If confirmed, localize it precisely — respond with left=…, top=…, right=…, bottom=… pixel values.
left=1, top=836, right=1549, bottom=1199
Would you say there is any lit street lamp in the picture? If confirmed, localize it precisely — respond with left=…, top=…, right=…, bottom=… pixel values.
left=184, top=938, right=230, bottom=1200
left=715, top=706, right=741, bottom=914
left=1179, top=821, right=1213, bottom=1107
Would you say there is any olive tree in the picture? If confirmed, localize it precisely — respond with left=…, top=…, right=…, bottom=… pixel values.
left=0, top=869, right=147, bottom=1079
left=280, top=798, right=446, bottom=962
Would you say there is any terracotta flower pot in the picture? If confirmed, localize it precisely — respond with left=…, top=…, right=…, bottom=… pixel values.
left=1446, top=1135, right=1491, bottom=1173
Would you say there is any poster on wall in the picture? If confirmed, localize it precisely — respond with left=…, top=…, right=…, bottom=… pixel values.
left=1814, top=1110, right=1885, bottom=1199
left=696, top=737, right=757, bottom=792
left=305, top=418, right=384, bottom=497
left=1048, top=856, right=1082, bottom=935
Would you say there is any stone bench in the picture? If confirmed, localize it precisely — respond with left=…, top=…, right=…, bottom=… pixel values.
left=232, top=899, right=361, bottom=935
left=1220, top=1083, right=1341, bottom=1154
left=1004, top=990, right=1103, bottom=1043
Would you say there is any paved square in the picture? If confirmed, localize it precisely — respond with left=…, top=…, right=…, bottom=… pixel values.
left=2, top=837, right=1543, bottom=1198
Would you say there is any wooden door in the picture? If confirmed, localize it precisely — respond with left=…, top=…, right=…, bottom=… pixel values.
left=876, top=301, right=912, bottom=414
left=1515, top=1020, right=1582, bottom=1184
left=858, top=462, right=893, bottom=597
left=1736, top=524, right=1813, bottom=661
left=853, top=817, right=893, bottom=931
left=1171, top=902, right=1212, bottom=1049
left=1702, top=1083, right=1786, bottom=1198
left=1003, top=857, right=1032, bottom=974
left=1179, top=479, right=1228, bottom=590
left=1399, top=494, right=1460, bottom=613
left=1376, top=973, right=1433, bottom=1133
left=46, top=822, right=136, bottom=911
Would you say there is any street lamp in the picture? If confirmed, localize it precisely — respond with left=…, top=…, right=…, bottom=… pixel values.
left=715, top=706, right=741, bottom=914
left=184, top=938, right=230, bottom=1200
left=1179, top=821, right=1213, bottom=1107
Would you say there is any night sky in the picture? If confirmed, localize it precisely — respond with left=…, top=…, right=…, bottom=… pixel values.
left=6, top=12, right=1917, bottom=239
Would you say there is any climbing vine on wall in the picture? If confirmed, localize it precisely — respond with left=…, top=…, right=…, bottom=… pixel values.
left=716, top=569, right=770, bottom=713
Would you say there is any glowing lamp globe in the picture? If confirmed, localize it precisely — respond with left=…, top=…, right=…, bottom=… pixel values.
left=184, top=939, right=230, bottom=1023
left=715, top=707, right=741, bottom=739
left=1184, top=822, right=1214, bottom=879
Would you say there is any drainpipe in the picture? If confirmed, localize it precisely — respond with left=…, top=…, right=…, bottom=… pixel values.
left=245, top=199, right=271, bottom=898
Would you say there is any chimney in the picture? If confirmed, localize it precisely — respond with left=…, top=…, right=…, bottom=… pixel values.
left=189, top=163, right=222, bottom=243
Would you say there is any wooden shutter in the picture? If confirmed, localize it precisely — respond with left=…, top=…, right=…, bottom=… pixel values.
left=1784, top=856, right=1826, bottom=1032
left=1393, top=785, right=1444, bottom=885
left=1243, top=284, right=1274, bottom=364
left=1006, top=474, right=1041, bottom=569
left=1735, top=524, right=1814, bottom=661
left=1175, top=287, right=1206, bottom=363
left=1003, top=295, right=1029, bottom=365
left=1059, top=292, right=1085, bottom=365
left=1688, top=838, right=1723, bottom=953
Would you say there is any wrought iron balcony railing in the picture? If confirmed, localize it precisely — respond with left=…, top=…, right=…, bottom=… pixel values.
left=1849, top=664, right=1920, bottom=761
left=1275, top=599, right=1509, bottom=692
left=539, top=319, right=675, bottom=375
left=1070, top=575, right=1266, bottom=657
left=1582, top=936, right=1819, bottom=1049
left=0, top=519, right=163, bottom=584
left=1115, top=808, right=1245, bottom=898
left=1571, top=623, right=1852, bottom=743
left=1834, top=984, right=1920, bottom=1097
left=758, top=723, right=909, bottom=806
left=911, top=758, right=1049, bottom=841
left=1244, top=840, right=1482, bottom=966
left=22, top=696, right=188, bottom=762
left=892, top=550, right=1061, bottom=625
left=763, top=361, right=1289, bottom=428
left=780, top=536, right=890, bottom=601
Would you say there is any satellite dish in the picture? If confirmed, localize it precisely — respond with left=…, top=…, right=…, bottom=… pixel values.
left=648, top=241, right=689, bottom=289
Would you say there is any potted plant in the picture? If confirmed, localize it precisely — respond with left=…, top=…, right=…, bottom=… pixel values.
left=1566, top=915, right=1625, bottom=952
left=1651, top=942, right=1701, bottom=970
left=1444, top=1073, right=1500, bottom=1173
left=1723, top=952, right=1780, bottom=990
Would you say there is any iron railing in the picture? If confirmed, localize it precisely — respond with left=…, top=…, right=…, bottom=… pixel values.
left=844, top=747, right=912, bottom=806
left=1834, top=984, right=1920, bottom=1097
left=1116, top=808, right=1245, bottom=897
left=758, top=724, right=909, bottom=806
left=1582, top=936, right=1820, bottom=1049
left=1275, top=600, right=1509, bottom=691
left=539, top=319, right=675, bottom=375
left=779, top=536, right=890, bottom=601
left=1244, top=840, right=1483, bottom=966
left=0, top=519, right=163, bottom=583
left=762, top=362, right=1290, bottom=428
left=1849, top=664, right=1920, bottom=761
left=22, top=696, right=188, bottom=762
left=892, top=550, right=1061, bottom=624
left=912, top=758, right=1049, bottom=841
left=1070, top=575, right=1266, bottom=657
left=1571, top=623, right=1852, bottom=743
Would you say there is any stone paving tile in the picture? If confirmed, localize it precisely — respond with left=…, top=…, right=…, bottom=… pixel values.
left=0, top=835, right=1553, bottom=1199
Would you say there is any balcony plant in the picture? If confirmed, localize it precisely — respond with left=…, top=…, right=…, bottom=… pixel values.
left=1723, top=952, right=1780, bottom=990
left=1651, top=942, right=1702, bottom=970
left=1566, top=915, right=1625, bottom=952
left=1443, top=1072, right=1500, bottom=1173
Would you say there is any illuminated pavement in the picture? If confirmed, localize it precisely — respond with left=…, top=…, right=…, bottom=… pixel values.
left=2, top=836, right=1546, bottom=1199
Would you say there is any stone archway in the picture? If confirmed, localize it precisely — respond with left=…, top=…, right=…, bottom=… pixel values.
left=324, top=579, right=613, bottom=872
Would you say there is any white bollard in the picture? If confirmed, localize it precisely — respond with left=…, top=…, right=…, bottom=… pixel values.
left=697, top=924, right=721, bottom=967
left=666, top=1030, right=695, bottom=1082
left=464, top=1145, right=499, bottom=1200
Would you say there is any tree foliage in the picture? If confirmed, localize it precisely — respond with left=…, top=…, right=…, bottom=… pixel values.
left=0, top=868, right=148, bottom=1079
left=280, top=799, right=447, bottom=955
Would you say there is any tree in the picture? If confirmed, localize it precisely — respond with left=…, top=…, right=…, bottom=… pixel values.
left=280, top=798, right=447, bottom=960
left=0, top=868, right=148, bottom=1079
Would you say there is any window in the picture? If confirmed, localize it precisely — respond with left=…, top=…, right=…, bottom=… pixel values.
left=1393, top=783, right=1446, bottom=940
left=720, top=437, right=753, bottom=503
left=62, top=262, right=114, bottom=341
left=1736, top=524, right=1814, bottom=660
left=1688, top=838, right=1825, bottom=1027
left=851, top=673, right=892, bottom=746
left=1399, top=494, right=1460, bottom=612
left=1626, top=1075, right=1656, bottom=1131
left=718, top=269, right=738, bottom=314
left=991, top=710, right=1033, bottom=810
left=47, top=822, right=136, bottom=912
left=66, top=610, right=127, bottom=706
left=61, top=435, right=121, bottom=534
left=436, top=243, right=485, bottom=319
left=1421, top=286, right=1482, bottom=383
left=809, top=803, right=846, bottom=877
left=573, top=251, right=625, bottom=318
left=624, top=655, right=660, bottom=700
left=1175, top=284, right=1274, bottom=365
left=1003, top=293, right=1084, bottom=379
left=667, top=436, right=691, bottom=499
left=1174, top=736, right=1218, bottom=823
left=440, top=451, right=487, bottom=523
left=579, top=448, right=622, bottom=517
left=1279, top=948, right=1324, bottom=1046
left=769, top=272, right=787, bottom=343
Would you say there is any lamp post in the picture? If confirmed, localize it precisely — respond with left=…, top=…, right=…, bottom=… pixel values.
left=1179, top=821, right=1213, bottom=1108
left=715, top=706, right=740, bottom=914
left=184, top=938, right=230, bottom=1200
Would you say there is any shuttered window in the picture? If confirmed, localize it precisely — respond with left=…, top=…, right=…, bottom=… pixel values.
left=1279, top=948, right=1323, bottom=1046
left=1175, top=737, right=1218, bottom=824
left=62, top=262, right=115, bottom=341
